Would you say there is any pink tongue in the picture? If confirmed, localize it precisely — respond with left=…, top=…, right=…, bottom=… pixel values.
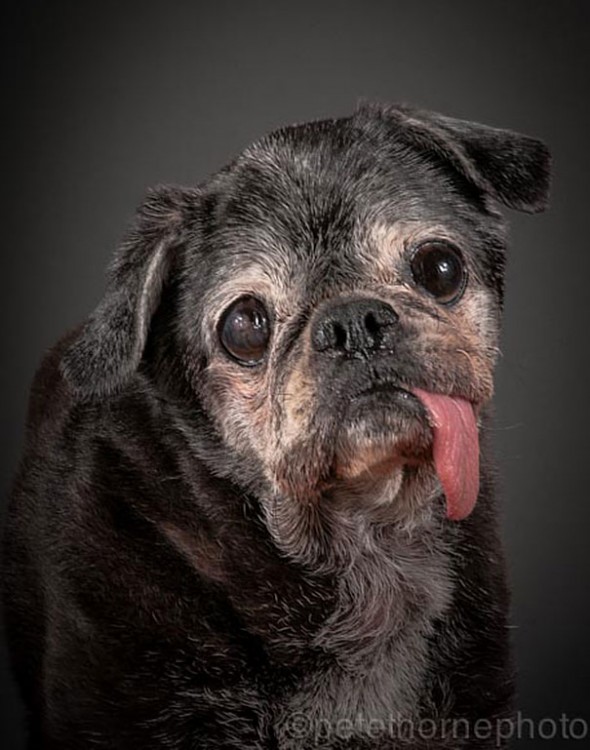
left=412, top=388, right=479, bottom=521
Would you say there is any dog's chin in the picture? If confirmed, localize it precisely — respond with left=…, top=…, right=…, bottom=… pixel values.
left=327, top=386, right=435, bottom=511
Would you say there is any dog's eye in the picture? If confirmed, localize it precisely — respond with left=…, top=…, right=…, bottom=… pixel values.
left=218, top=296, right=271, bottom=365
left=410, top=242, right=467, bottom=304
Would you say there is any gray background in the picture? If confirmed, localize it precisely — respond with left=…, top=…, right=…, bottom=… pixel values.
left=2, top=1, right=589, bottom=747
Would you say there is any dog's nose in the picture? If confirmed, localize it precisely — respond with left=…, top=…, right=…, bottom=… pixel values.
left=311, top=298, right=399, bottom=355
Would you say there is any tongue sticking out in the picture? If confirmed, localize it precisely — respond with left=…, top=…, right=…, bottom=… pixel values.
left=411, top=388, right=480, bottom=521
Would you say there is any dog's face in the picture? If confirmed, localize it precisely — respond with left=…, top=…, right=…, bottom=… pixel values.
left=62, top=103, right=550, bottom=551
left=191, top=131, right=501, bottom=519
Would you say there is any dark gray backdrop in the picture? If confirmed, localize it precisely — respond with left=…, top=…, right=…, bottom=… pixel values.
left=2, top=1, right=589, bottom=748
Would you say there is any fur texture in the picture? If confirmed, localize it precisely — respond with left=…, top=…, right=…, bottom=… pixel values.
left=3, top=102, right=550, bottom=749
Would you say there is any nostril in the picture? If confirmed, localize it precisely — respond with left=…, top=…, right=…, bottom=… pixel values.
left=333, top=322, right=347, bottom=349
left=364, top=312, right=380, bottom=336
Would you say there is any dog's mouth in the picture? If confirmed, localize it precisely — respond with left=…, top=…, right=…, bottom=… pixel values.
left=333, top=382, right=480, bottom=521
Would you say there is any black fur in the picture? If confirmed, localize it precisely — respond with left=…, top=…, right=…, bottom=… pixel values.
left=2, top=103, right=550, bottom=749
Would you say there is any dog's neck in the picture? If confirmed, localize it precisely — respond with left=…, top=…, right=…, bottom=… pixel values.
left=260, top=487, right=455, bottom=654
left=268, top=502, right=455, bottom=740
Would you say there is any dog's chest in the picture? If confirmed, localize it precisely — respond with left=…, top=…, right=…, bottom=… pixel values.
left=275, top=642, right=426, bottom=748
left=273, top=533, right=454, bottom=748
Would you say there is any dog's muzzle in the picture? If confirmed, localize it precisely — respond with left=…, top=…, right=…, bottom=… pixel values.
left=309, top=296, right=480, bottom=521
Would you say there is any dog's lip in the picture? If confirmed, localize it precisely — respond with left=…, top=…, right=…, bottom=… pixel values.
left=338, top=374, right=483, bottom=445
left=336, top=378, right=480, bottom=459
left=349, top=381, right=428, bottom=417
left=357, top=381, right=411, bottom=397
left=353, top=380, right=481, bottom=417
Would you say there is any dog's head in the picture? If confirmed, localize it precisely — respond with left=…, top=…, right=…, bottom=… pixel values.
left=62, top=103, right=550, bottom=554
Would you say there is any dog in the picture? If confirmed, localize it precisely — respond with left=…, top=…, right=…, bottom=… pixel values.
left=2, top=102, right=550, bottom=749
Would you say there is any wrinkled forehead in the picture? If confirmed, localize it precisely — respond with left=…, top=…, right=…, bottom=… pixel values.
left=197, top=121, right=498, bottom=314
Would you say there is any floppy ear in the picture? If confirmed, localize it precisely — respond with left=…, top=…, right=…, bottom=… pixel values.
left=364, top=103, right=551, bottom=213
left=60, top=185, right=199, bottom=398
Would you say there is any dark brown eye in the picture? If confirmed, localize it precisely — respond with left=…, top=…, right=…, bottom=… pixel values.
left=410, top=242, right=467, bottom=304
left=218, top=296, right=271, bottom=365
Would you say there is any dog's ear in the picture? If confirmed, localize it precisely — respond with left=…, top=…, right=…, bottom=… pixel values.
left=362, top=103, right=551, bottom=214
left=60, top=185, right=199, bottom=398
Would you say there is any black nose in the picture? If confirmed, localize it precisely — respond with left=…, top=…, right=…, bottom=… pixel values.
left=311, top=297, right=399, bottom=355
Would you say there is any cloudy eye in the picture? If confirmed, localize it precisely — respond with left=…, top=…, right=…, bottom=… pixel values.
left=218, top=296, right=271, bottom=365
left=410, top=241, right=467, bottom=304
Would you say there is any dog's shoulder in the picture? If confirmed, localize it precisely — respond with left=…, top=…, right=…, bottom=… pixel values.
left=25, top=325, right=161, bottom=442
left=25, top=326, right=84, bottom=434
left=17, top=326, right=149, bottom=503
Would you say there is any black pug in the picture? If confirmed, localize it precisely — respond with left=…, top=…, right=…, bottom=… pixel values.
left=3, top=102, right=550, bottom=749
